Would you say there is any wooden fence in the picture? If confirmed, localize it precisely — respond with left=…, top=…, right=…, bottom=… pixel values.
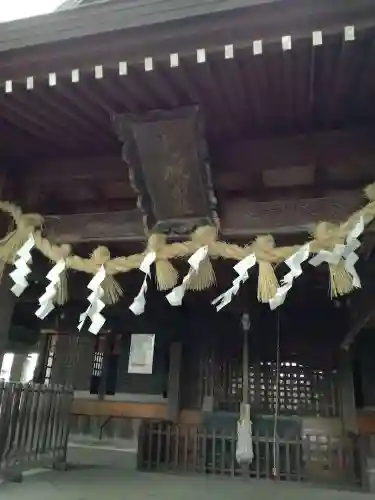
left=138, top=421, right=363, bottom=488
left=0, top=382, right=73, bottom=481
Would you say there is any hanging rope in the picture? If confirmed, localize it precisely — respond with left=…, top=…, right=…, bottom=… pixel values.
left=242, top=315, right=249, bottom=405
left=0, top=182, right=373, bottom=302
left=272, top=310, right=281, bottom=478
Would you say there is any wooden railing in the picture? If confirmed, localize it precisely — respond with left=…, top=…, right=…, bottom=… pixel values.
left=0, top=382, right=73, bottom=481
left=138, top=421, right=362, bottom=488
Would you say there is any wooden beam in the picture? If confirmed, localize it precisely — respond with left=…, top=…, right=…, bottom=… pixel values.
left=30, top=128, right=375, bottom=184
left=23, top=127, right=375, bottom=213
left=212, top=127, right=375, bottom=190
left=44, top=209, right=145, bottom=243
left=44, top=188, right=369, bottom=243
left=71, top=399, right=167, bottom=420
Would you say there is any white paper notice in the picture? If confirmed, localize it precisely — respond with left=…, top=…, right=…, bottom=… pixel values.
left=128, top=334, right=155, bottom=374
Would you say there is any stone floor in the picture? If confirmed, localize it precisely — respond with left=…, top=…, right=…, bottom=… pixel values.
left=0, top=467, right=373, bottom=500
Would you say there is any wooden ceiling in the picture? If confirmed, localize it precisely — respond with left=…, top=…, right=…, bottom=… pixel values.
left=2, top=28, right=375, bottom=161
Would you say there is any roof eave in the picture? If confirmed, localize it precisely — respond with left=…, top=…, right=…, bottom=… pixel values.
left=0, top=0, right=276, bottom=53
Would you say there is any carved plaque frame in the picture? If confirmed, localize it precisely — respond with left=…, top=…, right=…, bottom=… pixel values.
left=112, top=106, right=218, bottom=235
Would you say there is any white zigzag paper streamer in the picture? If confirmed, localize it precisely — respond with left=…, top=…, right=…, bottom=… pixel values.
left=35, top=259, right=66, bottom=320
left=342, top=217, right=364, bottom=288
left=309, top=217, right=364, bottom=289
left=269, top=244, right=310, bottom=310
left=9, top=235, right=35, bottom=297
left=78, top=265, right=106, bottom=335
left=129, top=252, right=156, bottom=315
left=212, top=254, right=256, bottom=311
left=166, top=246, right=208, bottom=307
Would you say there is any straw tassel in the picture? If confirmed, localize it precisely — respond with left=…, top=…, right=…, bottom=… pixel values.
left=51, top=244, right=71, bottom=306
left=329, top=260, right=354, bottom=298
left=147, top=234, right=178, bottom=290
left=91, top=246, right=123, bottom=304
left=186, top=226, right=217, bottom=291
left=254, top=236, right=279, bottom=303
left=313, top=222, right=354, bottom=298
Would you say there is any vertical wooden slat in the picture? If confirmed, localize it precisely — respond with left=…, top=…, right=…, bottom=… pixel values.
left=39, top=386, right=53, bottom=455
left=230, top=430, right=235, bottom=477
left=36, top=386, right=48, bottom=460
left=167, top=342, right=182, bottom=422
left=17, top=385, right=32, bottom=470
left=198, top=352, right=204, bottom=405
left=156, top=422, right=162, bottom=469
left=25, top=385, right=37, bottom=463
left=202, top=427, right=207, bottom=473
left=285, top=441, right=291, bottom=481
left=4, top=383, right=22, bottom=466
left=47, top=386, right=59, bottom=459
left=220, top=430, right=225, bottom=475
left=174, top=424, right=180, bottom=468
left=193, top=427, right=198, bottom=472
left=265, top=434, right=270, bottom=479
left=183, top=426, right=188, bottom=471
left=255, top=431, right=260, bottom=479
left=303, top=435, right=310, bottom=482
left=327, top=435, right=333, bottom=474
left=165, top=423, right=171, bottom=470
left=212, top=428, right=216, bottom=475
left=147, top=422, right=153, bottom=470
left=53, top=388, right=64, bottom=455
left=59, top=385, right=72, bottom=464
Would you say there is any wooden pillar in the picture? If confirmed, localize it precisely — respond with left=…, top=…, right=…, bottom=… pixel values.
left=166, top=342, right=182, bottom=422
left=0, top=270, right=16, bottom=369
left=338, top=349, right=358, bottom=434
left=33, top=335, right=50, bottom=383
left=73, top=335, right=96, bottom=392
left=50, top=335, right=70, bottom=385
left=9, top=353, right=27, bottom=381
left=50, top=333, right=81, bottom=387
left=0, top=172, right=15, bottom=368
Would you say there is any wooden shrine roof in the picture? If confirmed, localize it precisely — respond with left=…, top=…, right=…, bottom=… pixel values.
left=0, top=0, right=283, bottom=53
left=1, top=21, right=375, bottom=241
left=1, top=4, right=375, bottom=246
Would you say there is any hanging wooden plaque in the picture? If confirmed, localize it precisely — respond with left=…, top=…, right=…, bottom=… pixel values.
left=113, top=106, right=218, bottom=235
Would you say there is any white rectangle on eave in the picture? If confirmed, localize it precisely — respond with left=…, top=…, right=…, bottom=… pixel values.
left=262, top=165, right=315, bottom=188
